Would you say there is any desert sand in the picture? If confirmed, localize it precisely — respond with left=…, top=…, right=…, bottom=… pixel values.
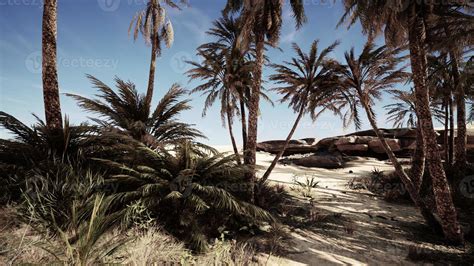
left=214, top=146, right=466, bottom=265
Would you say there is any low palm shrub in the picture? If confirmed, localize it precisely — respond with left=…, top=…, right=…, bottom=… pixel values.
left=97, top=141, right=274, bottom=251
left=67, top=75, right=204, bottom=147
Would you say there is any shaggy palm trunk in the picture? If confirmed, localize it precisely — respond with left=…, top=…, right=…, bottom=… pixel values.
left=260, top=104, right=305, bottom=183
left=245, top=31, right=265, bottom=202
left=452, top=53, right=467, bottom=174
left=227, top=108, right=241, bottom=165
left=240, top=98, right=248, bottom=151
left=408, top=11, right=463, bottom=244
left=449, top=95, right=455, bottom=166
left=411, top=122, right=425, bottom=191
left=145, top=2, right=159, bottom=108
left=358, top=93, right=438, bottom=228
left=42, top=0, right=62, bottom=129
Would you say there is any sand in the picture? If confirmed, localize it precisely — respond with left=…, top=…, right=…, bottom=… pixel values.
left=214, top=146, right=467, bottom=265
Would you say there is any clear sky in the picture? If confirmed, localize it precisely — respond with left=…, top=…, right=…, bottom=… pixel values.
left=0, top=0, right=404, bottom=145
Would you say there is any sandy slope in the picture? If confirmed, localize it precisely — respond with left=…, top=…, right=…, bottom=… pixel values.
left=215, top=146, right=467, bottom=265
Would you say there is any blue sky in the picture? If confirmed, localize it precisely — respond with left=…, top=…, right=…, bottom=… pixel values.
left=0, top=0, right=402, bottom=145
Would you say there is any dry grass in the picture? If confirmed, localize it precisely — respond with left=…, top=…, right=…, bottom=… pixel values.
left=0, top=206, right=260, bottom=265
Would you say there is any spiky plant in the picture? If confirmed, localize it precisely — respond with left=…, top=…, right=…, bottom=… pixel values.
left=37, top=195, right=128, bottom=265
left=97, top=141, right=274, bottom=251
left=67, top=75, right=203, bottom=147
left=20, top=162, right=103, bottom=232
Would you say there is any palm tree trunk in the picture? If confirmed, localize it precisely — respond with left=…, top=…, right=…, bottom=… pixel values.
left=408, top=10, right=463, bottom=244
left=145, top=2, right=158, bottom=108
left=449, top=94, right=455, bottom=166
left=411, top=122, right=425, bottom=191
left=359, top=94, right=439, bottom=230
left=240, top=98, right=248, bottom=152
left=227, top=108, right=241, bottom=165
left=245, top=31, right=265, bottom=202
left=444, top=97, right=450, bottom=164
left=260, top=104, right=305, bottom=183
left=42, top=0, right=62, bottom=129
left=452, top=52, right=467, bottom=174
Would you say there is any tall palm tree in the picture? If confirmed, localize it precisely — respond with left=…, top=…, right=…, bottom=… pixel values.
left=335, top=42, right=442, bottom=232
left=427, top=15, right=474, bottom=173
left=67, top=75, right=203, bottom=147
left=42, top=0, right=62, bottom=130
left=187, top=17, right=253, bottom=163
left=260, top=40, right=341, bottom=183
left=224, top=0, right=306, bottom=200
left=385, top=89, right=444, bottom=182
left=339, top=0, right=466, bottom=244
left=129, top=0, right=185, bottom=107
left=427, top=54, right=455, bottom=165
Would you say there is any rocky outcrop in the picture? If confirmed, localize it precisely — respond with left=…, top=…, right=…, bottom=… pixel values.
left=280, top=151, right=345, bottom=169
left=257, top=128, right=474, bottom=166
left=256, top=139, right=318, bottom=156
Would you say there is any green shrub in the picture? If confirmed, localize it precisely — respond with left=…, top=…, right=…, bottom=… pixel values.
left=98, top=141, right=274, bottom=251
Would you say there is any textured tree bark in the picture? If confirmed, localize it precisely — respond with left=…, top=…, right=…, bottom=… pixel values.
left=449, top=94, right=455, bottom=166
left=240, top=98, right=248, bottom=152
left=227, top=107, right=241, bottom=165
left=260, top=104, right=305, bottom=183
left=358, top=92, right=438, bottom=229
left=444, top=99, right=449, bottom=164
left=452, top=53, right=467, bottom=174
left=408, top=11, right=463, bottom=244
left=411, top=121, right=425, bottom=192
left=244, top=32, right=265, bottom=202
left=145, top=0, right=159, bottom=108
left=42, top=0, right=62, bottom=129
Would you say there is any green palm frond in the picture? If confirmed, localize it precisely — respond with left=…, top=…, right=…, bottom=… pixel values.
left=67, top=76, right=203, bottom=146
left=97, top=141, right=273, bottom=251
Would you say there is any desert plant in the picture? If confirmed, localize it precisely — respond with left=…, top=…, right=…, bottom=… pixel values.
left=292, top=175, right=319, bottom=198
left=97, top=141, right=274, bottom=251
left=38, top=195, right=129, bottom=265
left=67, top=76, right=203, bottom=147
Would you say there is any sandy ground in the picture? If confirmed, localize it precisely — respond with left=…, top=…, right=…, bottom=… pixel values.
left=215, top=146, right=468, bottom=266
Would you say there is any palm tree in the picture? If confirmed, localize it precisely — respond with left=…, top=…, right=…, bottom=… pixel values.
left=67, top=75, right=203, bottom=147
left=42, top=0, right=62, bottom=129
left=339, top=0, right=466, bottom=244
left=427, top=54, right=455, bottom=165
left=385, top=89, right=444, bottom=183
left=224, top=0, right=306, bottom=200
left=427, top=14, right=474, bottom=173
left=260, top=40, right=341, bottom=183
left=129, top=0, right=185, bottom=107
left=335, top=42, right=442, bottom=232
left=98, top=141, right=273, bottom=251
left=186, top=17, right=252, bottom=163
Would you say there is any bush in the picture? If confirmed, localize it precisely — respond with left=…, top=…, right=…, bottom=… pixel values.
left=97, top=141, right=274, bottom=251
